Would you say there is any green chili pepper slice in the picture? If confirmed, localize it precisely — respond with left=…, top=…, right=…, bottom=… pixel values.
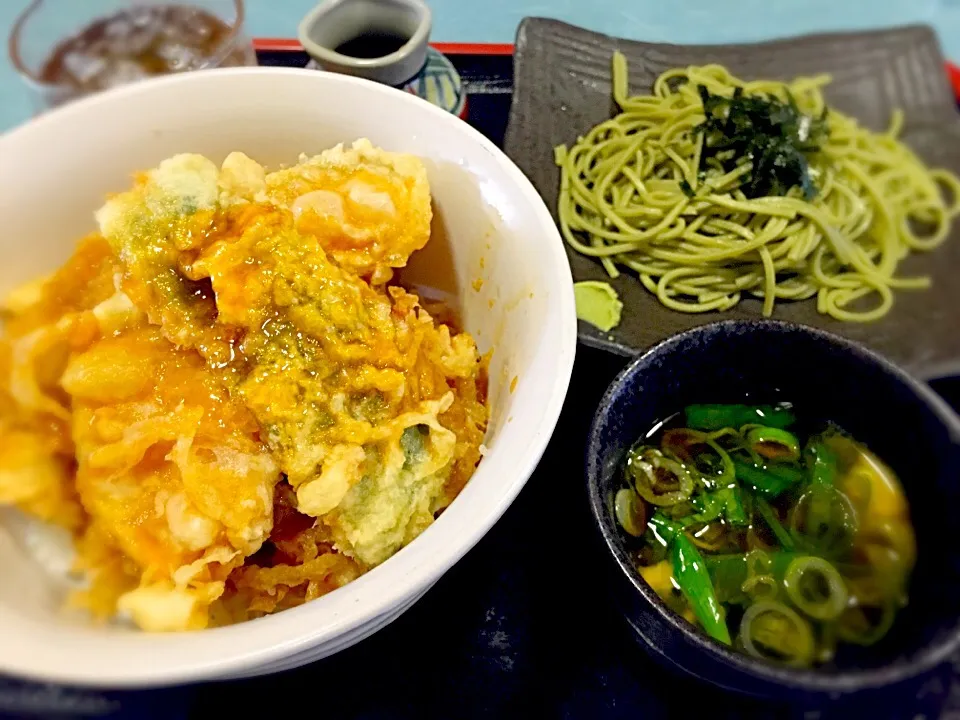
left=684, top=404, right=796, bottom=432
left=706, top=551, right=798, bottom=604
left=718, top=485, right=749, bottom=525
left=733, top=458, right=804, bottom=499
left=806, top=441, right=838, bottom=487
left=705, top=554, right=750, bottom=604
left=671, top=533, right=732, bottom=645
left=648, top=513, right=682, bottom=546
left=795, top=442, right=848, bottom=554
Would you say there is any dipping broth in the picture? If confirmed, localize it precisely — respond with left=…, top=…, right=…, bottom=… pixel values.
left=614, top=403, right=915, bottom=668
left=334, top=31, right=410, bottom=59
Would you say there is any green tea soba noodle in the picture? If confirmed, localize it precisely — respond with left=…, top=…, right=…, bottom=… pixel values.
left=555, top=54, right=960, bottom=321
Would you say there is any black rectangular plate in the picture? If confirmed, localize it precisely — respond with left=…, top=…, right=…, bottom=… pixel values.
left=505, top=18, right=960, bottom=380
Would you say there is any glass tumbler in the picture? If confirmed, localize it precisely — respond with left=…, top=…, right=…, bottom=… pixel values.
left=9, top=0, right=257, bottom=111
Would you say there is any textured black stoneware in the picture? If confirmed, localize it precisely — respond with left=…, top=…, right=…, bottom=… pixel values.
left=505, top=18, right=960, bottom=380
left=586, top=320, right=960, bottom=697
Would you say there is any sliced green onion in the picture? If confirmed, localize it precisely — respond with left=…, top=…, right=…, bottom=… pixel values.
left=661, top=428, right=707, bottom=463
left=706, top=427, right=740, bottom=443
left=836, top=602, right=897, bottom=646
left=690, top=522, right=731, bottom=552
left=746, top=426, right=801, bottom=462
left=746, top=548, right=773, bottom=577
left=685, top=404, right=796, bottom=432
left=699, top=439, right=736, bottom=488
left=755, top=497, right=796, bottom=550
left=741, top=550, right=782, bottom=601
left=741, top=574, right=778, bottom=601
left=739, top=601, right=815, bottom=667
left=671, top=533, right=731, bottom=645
left=789, top=487, right=857, bottom=557
left=615, top=488, right=647, bottom=537
left=662, top=429, right=735, bottom=487
left=682, top=485, right=748, bottom=528
left=627, top=447, right=695, bottom=506
left=783, top=556, right=849, bottom=620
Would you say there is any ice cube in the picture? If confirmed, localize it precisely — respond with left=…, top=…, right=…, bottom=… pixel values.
left=157, top=42, right=201, bottom=71
left=178, top=9, right=213, bottom=41
left=129, top=6, right=157, bottom=29
left=162, top=8, right=199, bottom=38
left=192, top=22, right=213, bottom=40
left=109, top=25, right=157, bottom=56
left=104, top=17, right=132, bottom=38
left=96, top=59, right=150, bottom=89
left=62, top=51, right=108, bottom=84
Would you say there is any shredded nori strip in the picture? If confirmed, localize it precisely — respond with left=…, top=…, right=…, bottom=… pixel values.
left=695, top=85, right=828, bottom=200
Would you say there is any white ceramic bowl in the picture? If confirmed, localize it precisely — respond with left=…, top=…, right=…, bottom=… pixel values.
left=0, top=68, right=576, bottom=687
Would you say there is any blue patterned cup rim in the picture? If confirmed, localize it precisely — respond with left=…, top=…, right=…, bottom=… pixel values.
left=307, top=46, right=466, bottom=118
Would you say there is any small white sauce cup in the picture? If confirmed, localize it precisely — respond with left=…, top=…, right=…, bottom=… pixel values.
left=298, top=0, right=431, bottom=86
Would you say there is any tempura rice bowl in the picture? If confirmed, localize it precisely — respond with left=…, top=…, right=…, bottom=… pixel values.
left=0, top=67, right=576, bottom=686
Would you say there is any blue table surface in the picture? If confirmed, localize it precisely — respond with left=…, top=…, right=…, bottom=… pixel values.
left=3, top=0, right=960, bottom=132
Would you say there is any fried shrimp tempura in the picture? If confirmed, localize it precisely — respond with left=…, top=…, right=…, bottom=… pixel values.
left=0, top=142, right=490, bottom=630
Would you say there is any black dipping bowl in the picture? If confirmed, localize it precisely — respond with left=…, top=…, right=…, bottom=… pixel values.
left=586, top=320, right=960, bottom=697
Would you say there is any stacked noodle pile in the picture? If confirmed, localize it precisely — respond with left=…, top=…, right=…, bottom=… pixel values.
left=555, top=54, right=960, bottom=321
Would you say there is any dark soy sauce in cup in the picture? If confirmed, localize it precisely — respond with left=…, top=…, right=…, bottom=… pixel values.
left=335, top=31, right=409, bottom=58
